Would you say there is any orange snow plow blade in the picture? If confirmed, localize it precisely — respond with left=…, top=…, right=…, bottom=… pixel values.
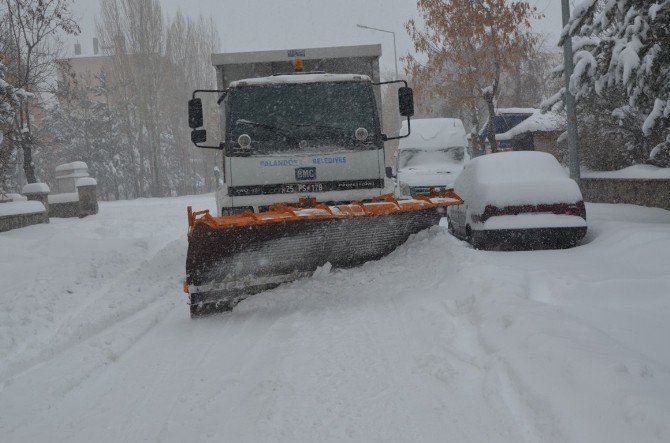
left=185, top=191, right=462, bottom=317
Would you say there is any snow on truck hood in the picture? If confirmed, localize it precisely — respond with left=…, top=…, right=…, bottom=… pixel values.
left=229, top=73, right=371, bottom=87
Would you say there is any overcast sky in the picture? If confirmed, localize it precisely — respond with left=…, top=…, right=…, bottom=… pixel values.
left=69, top=0, right=565, bottom=75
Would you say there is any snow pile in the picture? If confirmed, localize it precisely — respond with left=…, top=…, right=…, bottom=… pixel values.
left=48, top=192, right=79, bottom=204
left=0, top=201, right=45, bottom=217
left=76, top=177, right=97, bottom=187
left=21, top=183, right=51, bottom=194
left=0, top=193, right=26, bottom=202
left=496, top=110, right=565, bottom=141
left=399, top=118, right=468, bottom=150
left=54, top=161, right=88, bottom=173
left=230, top=73, right=370, bottom=87
left=494, top=107, right=537, bottom=115
left=455, top=152, right=583, bottom=215
left=583, top=164, right=670, bottom=179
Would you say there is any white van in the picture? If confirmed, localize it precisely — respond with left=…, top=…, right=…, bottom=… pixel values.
left=394, top=118, right=469, bottom=197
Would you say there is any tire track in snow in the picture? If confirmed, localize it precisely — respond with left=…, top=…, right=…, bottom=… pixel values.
left=0, top=237, right=187, bottom=389
left=433, top=252, right=568, bottom=442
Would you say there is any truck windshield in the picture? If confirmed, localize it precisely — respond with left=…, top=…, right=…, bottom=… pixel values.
left=398, top=147, right=465, bottom=170
left=229, top=81, right=378, bottom=154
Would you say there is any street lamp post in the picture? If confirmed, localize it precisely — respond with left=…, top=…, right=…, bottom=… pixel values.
left=356, top=24, right=398, bottom=79
left=561, top=0, right=581, bottom=184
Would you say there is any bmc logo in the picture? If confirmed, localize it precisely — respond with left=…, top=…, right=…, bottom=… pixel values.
left=295, top=167, right=316, bottom=181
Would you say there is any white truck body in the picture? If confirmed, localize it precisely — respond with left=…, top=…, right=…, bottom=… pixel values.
left=209, top=46, right=389, bottom=215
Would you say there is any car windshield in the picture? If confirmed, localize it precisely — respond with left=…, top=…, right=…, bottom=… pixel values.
left=229, top=81, right=377, bottom=154
left=398, top=147, right=465, bottom=170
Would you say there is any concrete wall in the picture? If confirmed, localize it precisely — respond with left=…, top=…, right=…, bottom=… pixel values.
left=580, top=178, right=670, bottom=210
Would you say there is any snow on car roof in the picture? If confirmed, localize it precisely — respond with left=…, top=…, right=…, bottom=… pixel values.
left=471, top=151, right=567, bottom=182
left=496, top=110, right=565, bottom=141
left=399, top=118, right=468, bottom=150
left=229, top=73, right=371, bottom=87
left=455, top=152, right=583, bottom=211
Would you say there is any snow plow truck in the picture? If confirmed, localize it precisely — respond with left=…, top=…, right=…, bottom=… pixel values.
left=185, top=45, right=462, bottom=317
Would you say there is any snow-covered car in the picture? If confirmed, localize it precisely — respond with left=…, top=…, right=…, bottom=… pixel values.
left=394, top=118, right=469, bottom=197
left=446, top=151, right=587, bottom=250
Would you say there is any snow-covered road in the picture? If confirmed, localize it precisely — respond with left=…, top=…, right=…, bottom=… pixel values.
left=1, top=195, right=669, bottom=442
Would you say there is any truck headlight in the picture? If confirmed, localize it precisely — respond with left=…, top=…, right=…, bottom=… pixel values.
left=399, top=182, right=411, bottom=197
left=238, top=133, right=251, bottom=148
left=355, top=127, right=369, bottom=141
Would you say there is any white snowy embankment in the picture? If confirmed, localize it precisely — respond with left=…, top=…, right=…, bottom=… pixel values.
left=0, top=195, right=669, bottom=442
left=583, top=164, right=670, bottom=179
left=0, top=201, right=45, bottom=217
left=48, top=192, right=79, bottom=204
left=21, top=183, right=50, bottom=194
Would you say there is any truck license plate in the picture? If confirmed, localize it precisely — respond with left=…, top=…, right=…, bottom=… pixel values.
left=281, top=183, right=325, bottom=194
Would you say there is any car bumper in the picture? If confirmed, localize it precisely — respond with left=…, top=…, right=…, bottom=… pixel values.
left=471, top=226, right=587, bottom=250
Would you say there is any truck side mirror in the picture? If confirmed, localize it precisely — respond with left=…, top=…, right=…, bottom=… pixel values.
left=385, top=166, right=395, bottom=179
left=398, top=87, right=414, bottom=117
left=191, top=129, right=207, bottom=144
left=188, top=98, right=204, bottom=128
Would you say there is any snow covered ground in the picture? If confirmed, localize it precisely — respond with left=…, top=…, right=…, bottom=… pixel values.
left=1, top=195, right=669, bottom=442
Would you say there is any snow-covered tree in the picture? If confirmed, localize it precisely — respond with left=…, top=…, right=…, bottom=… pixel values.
left=576, top=87, right=661, bottom=170
left=43, top=5, right=221, bottom=200
left=0, top=60, right=30, bottom=192
left=1, top=0, right=80, bottom=183
left=406, top=0, right=541, bottom=152
left=546, top=0, right=670, bottom=165
left=39, top=70, right=131, bottom=200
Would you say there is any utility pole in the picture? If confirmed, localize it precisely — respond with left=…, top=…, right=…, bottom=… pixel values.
left=356, top=24, right=399, bottom=79
left=561, top=0, right=581, bottom=184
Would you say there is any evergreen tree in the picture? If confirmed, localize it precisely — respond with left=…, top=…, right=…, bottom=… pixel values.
left=546, top=0, right=670, bottom=165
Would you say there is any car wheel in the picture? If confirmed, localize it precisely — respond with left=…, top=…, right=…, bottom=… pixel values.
left=468, top=227, right=487, bottom=250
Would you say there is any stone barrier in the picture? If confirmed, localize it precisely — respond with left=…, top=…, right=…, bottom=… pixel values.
left=76, top=178, right=98, bottom=217
left=22, top=183, right=51, bottom=221
left=0, top=199, right=48, bottom=232
left=580, top=178, right=670, bottom=210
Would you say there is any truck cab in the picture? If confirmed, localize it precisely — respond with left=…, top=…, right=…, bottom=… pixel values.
left=216, top=73, right=388, bottom=215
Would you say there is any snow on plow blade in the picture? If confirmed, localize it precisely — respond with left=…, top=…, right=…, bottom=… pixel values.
left=185, top=192, right=462, bottom=316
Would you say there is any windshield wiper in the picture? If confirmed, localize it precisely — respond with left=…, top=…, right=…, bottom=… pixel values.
left=235, top=119, right=299, bottom=142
